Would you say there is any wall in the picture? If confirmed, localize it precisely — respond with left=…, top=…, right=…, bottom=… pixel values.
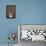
left=0, top=0, right=46, bottom=44
left=0, top=0, right=18, bottom=44
left=16, top=0, right=46, bottom=24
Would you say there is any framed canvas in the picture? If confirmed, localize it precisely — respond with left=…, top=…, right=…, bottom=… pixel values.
left=6, top=5, right=16, bottom=19
left=18, top=24, right=46, bottom=41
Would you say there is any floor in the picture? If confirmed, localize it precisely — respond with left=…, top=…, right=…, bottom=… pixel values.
left=0, top=40, right=46, bottom=46
left=19, top=39, right=46, bottom=46
left=0, top=44, right=18, bottom=46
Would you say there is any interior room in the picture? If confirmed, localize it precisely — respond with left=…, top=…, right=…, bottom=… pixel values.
left=0, top=0, right=46, bottom=46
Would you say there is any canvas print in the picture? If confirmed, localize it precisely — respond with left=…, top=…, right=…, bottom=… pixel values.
left=6, top=5, right=16, bottom=18
left=18, top=24, right=46, bottom=46
left=18, top=24, right=46, bottom=41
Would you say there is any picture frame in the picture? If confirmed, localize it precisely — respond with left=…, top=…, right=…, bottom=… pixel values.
left=6, top=5, right=16, bottom=19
